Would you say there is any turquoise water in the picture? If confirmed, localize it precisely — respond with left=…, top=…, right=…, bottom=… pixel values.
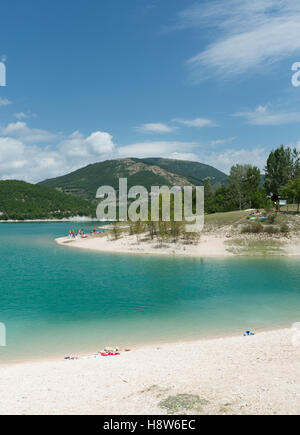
left=0, top=223, right=300, bottom=363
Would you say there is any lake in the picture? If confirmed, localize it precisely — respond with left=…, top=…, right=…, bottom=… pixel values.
left=0, top=222, right=299, bottom=363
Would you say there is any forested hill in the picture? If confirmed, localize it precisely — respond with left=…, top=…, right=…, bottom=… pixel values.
left=0, top=180, right=95, bottom=220
left=39, top=158, right=227, bottom=200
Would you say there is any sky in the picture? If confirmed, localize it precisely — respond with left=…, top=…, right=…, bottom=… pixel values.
left=2, top=0, right=300, bottom=182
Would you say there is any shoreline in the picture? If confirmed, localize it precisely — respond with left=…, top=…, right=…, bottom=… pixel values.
left=0, top=327, right=299, bottom=415
left=55, top=232, right=300, bottom=257
left=0, top=324, right=289, bottom=367
left=0, top=217, right=101, bottom=223
left=55, top=233, right=234, bottom=257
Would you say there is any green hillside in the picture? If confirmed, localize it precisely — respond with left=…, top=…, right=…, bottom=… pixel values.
left=39, top=158, right=227, bottom=200
left=0, top=180, right=95, bottom=220
left=136, top=158, right=228, bottom=186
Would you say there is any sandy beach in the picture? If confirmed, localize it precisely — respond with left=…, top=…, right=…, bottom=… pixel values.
left=56, top=233, right=234, bottom=257
left=0, top=328, right=299, bottom=415
left=55, top=232, right=300, bottom=257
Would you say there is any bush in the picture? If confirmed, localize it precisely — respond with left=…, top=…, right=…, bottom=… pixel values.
left=267, top=213, right=276, bottom=224
left=280, top=224, right=290, bottom=234
left=264, top=225, right=279, bottom=234
left=111, top=223, right=122, bottom=240
left=241, top=223, right=264, bottom=234
left=264, top=200, right=273, bottom=214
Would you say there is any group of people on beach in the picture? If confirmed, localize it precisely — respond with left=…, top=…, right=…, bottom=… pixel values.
left=68, top=227, right=100, bottom=239
left=68, top=229, right=85, bottom=239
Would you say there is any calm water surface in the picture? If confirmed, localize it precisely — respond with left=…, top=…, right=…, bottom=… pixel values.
left=0, top=223, right=300, bottom=362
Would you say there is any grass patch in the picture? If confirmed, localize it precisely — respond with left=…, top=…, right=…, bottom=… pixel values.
left=241, top=223, right=282, bottom=235
left=264, top=225, right=280, bottom=235
left=206, top=209, right=300, bottom=232
left=264, top=212, right=299, bottom=232
left=158, top=394, right=209, bottom=414
left=226, top=238, right=285, bottom=256
left=241, top=223, right=264, bottom=234
left=205, top=210, right=248, bottom=227
left=280, top=204, right=300, bottom=213
left=280, top=224, right=290, bottom=234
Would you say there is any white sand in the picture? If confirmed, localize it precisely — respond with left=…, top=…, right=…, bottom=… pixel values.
left=56, top=232, right=300, bottom=257
left=56, top=233, right=232, bottom=257
left=285, top=240, right=300, bottom=256
left=1, top=329, right=300, bottom=415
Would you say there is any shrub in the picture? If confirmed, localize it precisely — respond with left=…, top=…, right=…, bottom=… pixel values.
left=264, top=199, right=273, bottom=213
left=241, top=223, right=264, bottom=234
left=111, top=223, right=122, bottom=240
left=264, top=225, right=279, bottom=234
left=280, top=224, right=289, bottom=234
left=267, top=213, right=276, bottom=224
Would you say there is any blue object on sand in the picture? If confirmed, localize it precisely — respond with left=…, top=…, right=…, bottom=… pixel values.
left=243, top=330, right=255, bottom=336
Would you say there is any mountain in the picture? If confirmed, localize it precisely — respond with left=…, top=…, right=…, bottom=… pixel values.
left=0, top=180, right=95, bottom=220
left=135, top=158, right=228, bottom=186
left=39, top=158, right=227, bottom=200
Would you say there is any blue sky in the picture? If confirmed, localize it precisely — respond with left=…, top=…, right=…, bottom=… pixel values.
left=1, top=0, right=300, bottom=182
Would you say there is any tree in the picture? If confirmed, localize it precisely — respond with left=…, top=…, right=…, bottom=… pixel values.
left=203, top=177, right=214, bottom=200
left=226, top=164, right=265, bottom=210
left=228, top=164, right=262, bottom=210
left=228, top=165, right=249, bottom=210
left=212, top=185, right=235, bottom=212
left=133, top=220, right=145, bottom=243
left=243, top=166, right=261, bottom=208
left=264, top=145, right=300, bottom=195
left=111, top=222, right=122, bottom=240
left=147, top=220, right=157, bottom=240
left=280, top=178, right=300, bottom=212
left=170, top=219, right=184, bottom=242
left=157, top=221, right=168, bottom=246
left=292, top=148, right=300, bottom=178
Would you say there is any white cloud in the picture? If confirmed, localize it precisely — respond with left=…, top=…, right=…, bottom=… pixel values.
left=13, top=112, right=28, bottom=120
left=172, top=117, right=215, bottom=127
left=0, top=122, right=59, bottom=143
left=117, top=141, right=197, bottom=159
left=135, top=119, right=216, bottom=131
left=235, top=105, right=300, bottom=125
left=59, top=131, right=115, bottom=158
left=0, top=120, right=270, bottom=182
left=0, top=122, right=116, bottom=182
left=168, top=152, right=200, bottom=161
left=210, top=137, right=236, bottom=146
left=0, top=97, right=11, bottom=106
left=0, top=137, right=62, bottom=182
left=177, top=1, right=300, bottom=78
left=134, top=123, right=175, bottom=133
left=0, top=134, right=201, bottom=182
left=13, top=112, right=37, bottom=120
left=202, top=147, right=269, bottom=174
left=85, top=131, right=115, bottom=154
